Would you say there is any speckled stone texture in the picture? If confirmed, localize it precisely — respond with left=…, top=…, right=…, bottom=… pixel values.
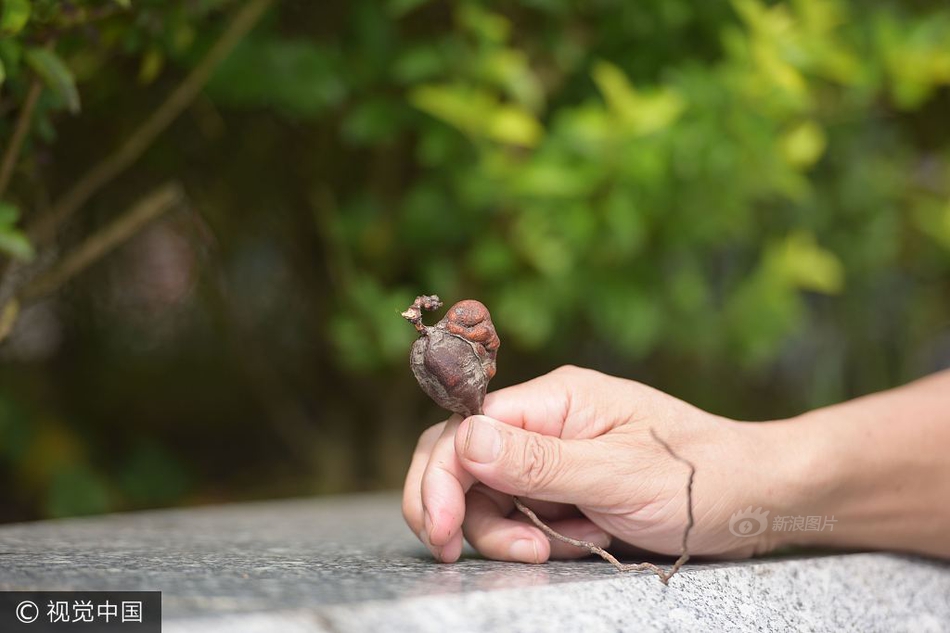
left=0, top=492, right=947, bottom=632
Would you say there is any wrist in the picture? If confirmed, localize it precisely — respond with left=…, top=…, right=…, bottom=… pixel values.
left=736, top=414, right=841, bottom=553
left=728, top=372, right=950, bottom=559
left=753, top=404, right=939, bottom=555
left=781, top=399, right=950, bottom=558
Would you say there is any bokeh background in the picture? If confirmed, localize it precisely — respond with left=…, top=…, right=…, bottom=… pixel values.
left=1, top=0, right=949, bottom=524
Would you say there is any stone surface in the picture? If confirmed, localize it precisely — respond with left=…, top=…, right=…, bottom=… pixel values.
left=0, top=492, right=948, bottom=632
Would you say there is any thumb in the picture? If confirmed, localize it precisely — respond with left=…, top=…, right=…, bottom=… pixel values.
left=455, top=415, right=607, bottom=505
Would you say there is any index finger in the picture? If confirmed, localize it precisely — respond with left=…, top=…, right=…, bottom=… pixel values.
left=482, top=365, right=623, bottom=440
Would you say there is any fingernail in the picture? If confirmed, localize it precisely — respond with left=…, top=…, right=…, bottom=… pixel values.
left=441, top=537, right=463, bottom=564
left=463, top=417, right=501, bottom=463
left=582, top=530, right=612, bottom=549
left=509, top=539, right=540, bottom=563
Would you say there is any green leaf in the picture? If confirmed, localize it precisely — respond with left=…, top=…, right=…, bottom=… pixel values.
left=25, top=47, right=80, bottom=114
left=486, top=104, right=543, bottom=147
left=0, top=38, right=22, bottom=80
left=457, top=4, right=510, bottom=43
left=411, top=84, right=544, bottom=147
left=0, top=201, right=20, bottom=225
left=393, top=45, right=444, bottom=84
left=779, top=120, right=827, bottom=169
left=0, top=0, right=31, bottom=36
left=592, top=60, right=639, bottom=114
left=591, top=60, right=686, bottom=135
left=479, top=48, right=544, bottom=112
left=411, top=84, right=489, bottom=137
left=0, top=57, right=5, bottom=88
left=113, top=0, right=131, bottom=8
left=768, top=231, right=844, bottom=294
left=0, top=228, right=35, bottom=261
left=137, top=47, right=164, bottom=85
left=0, top=203, right=33, bottom=261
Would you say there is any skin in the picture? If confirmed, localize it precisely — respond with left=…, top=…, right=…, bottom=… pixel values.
left=402, top=365, right=950, bottom=564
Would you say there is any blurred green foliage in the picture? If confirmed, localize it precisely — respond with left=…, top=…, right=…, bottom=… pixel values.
left=1, top=0, right=949, bottom=521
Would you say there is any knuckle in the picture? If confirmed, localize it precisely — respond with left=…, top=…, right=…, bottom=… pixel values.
left=552, top=363, right=602, bottom=381
left=550, top=364, right=601, bottom=386
left=551, top=364, right=581, bottom=377
left=517, top=434, right=561, bottom=496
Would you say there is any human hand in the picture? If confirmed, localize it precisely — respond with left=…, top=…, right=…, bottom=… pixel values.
left=402, top=365, right=796, bottom=563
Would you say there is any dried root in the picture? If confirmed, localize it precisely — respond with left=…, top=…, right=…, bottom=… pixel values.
left=512, top=428, right=695, bottom=585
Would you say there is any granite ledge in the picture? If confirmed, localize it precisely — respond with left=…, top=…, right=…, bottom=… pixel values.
left=0, top=492, right=946, bottom=632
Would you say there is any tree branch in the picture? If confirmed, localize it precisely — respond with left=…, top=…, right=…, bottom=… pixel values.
left=21, top=182, right=185, bottom=302
left=0, top=78, right=43, bottom=200
left=28, top=0, right=275, bottom=244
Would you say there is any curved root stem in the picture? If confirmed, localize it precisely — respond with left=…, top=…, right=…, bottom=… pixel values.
left=512, top=428, right=695, bottom=586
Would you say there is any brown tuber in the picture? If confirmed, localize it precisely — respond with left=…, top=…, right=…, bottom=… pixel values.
left=402, top=295, right=500, bottom=418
